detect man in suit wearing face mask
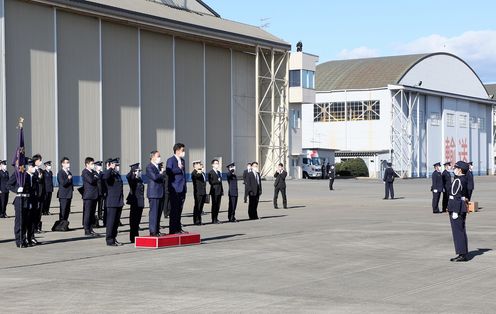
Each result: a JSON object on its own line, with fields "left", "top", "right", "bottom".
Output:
{"left": 81, "top": 157, "right": 99, "bottom": 236}
{"left": 57, "top": 157, "right": 73, "bottom": 222}
{"left": 42, "top": 161, "right": 54, "bottom": 216}
{"left": 146, "top": 151, "right": 166, "bottom": 236}
{"left": 246, "top": 162, "right": 262, "bottom": 220}
{"left": 208, "top": 159, "right": 224, "bottom": 224}
{"left": 166, "top": 143, "right": 187, "bottom": 234}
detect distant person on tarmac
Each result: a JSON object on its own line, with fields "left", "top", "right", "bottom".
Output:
{"left": 328, "top": 165, "right": 336, "bottom": 191}
{"left": 383, "top": 162, "right": 399, "bottom": 200}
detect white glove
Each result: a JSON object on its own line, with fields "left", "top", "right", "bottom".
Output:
{"left": 452, "top": 212, "right": 458, "bottom": 219}
{"left": 17, "top": 187, "right": 23, "bottom": 193}
{"left": 433, "top": 189, "right": 438, "bottom": 193}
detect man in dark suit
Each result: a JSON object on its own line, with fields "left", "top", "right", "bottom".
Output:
{"left": 32, "top": 154, "right": 45, "bottom": 233}
{"left": 126, "top": 163, "right": 144, "bottom": 243}
{"left": 208, "top": 159, "right": 224, "bottom": 224}
{"left": 166, "top": 143, "right": 187, "bottom": 234}
{"left": 0, "top": 160, "right": 9, "bottom": 218}
{"left": 191, "top": 160, "right": 207, "bottom": 225}
{"left": 81, "top": 157, "right": 99, "bottom": 236}
{"left": 161, "top": 162, "right": 171, "bottom": 219}
{"left": 226, "top": 162, "right": 239, "bottom": 222}
{"left": 42, "top": 161, "right": 54, "bottom": 216}
{"left": 57, "top": 157, "right": 73, "bottom": 222}
{"left": 441, "top": 162, "right": 452, "bottom": 213}
{"left": 326, "top": 163, "right": 331, "bottom": 180}
{"left": 242, "top": 163, "right": 251, "bottom": 203}
{"left": 246, "top": 161, "right": 262, "bottom": 220}
{"left": 466, "top": 161, "right": 474, "bottom": 201}
{"left": 146, "top": 151, "right": 166, "bottom": 236}
{"left": 102, "top": 158, "right": 124, "bottom": 246}
{"left": 383, "top": 162, "right": 398, "bottom": 200}
{"left": 7, "top": 158, "right": 38, "bottom": 247}
{"left": 273, "top": 163, "right": 287, "bottom": 209}
{"left": 328, "top": 164, "right": 336, "bottom": 190}
{"left": 431, "top": 162, "right": 443, "bottom": 213}
{"left": 93, "top": 161, "right": 104, "bottom": 227}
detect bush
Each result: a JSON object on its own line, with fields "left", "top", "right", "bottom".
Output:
{"left": 335, "top": 158, "right": 369, "bottom": 177}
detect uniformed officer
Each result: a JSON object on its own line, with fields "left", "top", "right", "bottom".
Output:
{"left": 328, "top": 164, "right": 336, "bottom": 191}
{"left": 383, "top": 162, "right": 399, "bottom": 200}
{"left": 93, "top": 161, "right": 104, "bottom": 227}
{"left": 242, "top": 163, "right": 251, "bottom": 203}
{"left": 246, "top": 161, "right": 262, "bottom": 220}
{"left": 441, "top": 162, "right": 452, "bottom": 213}
{"left": 431, "top": 162, "right": 443, "bottom": 213}
{"left": 57, "top": 157, "right": 74, "bottom": 222}
{"left": 208, "top": 159, "right": 224, "bottom": 224}
{"left": 81, "top": 157, "right": 99, "bottom": 237}
{"left": 226, "top": 162, "right": 239, "bottom": 222}
{"left": 126, "top": 163, "right": 144, "bottom": 243}
{"left": 41, "top": 161, "right": 54, "bottom": 216}
{"left": 7, "top": 158, "right": 38, "bottom": 247}
{"left": 32, "top": 154, "right": 44, "bottom": 233}
{"left": 191, "top": 160, "right": 207, "bottom": 225}
{"left": 273, "top": 163, "right": 287, "bottom": 209}
{"left": 102, "top": 158, "right": 124, "bottom": 246}
{"left": 447, "top": 161, "right": 470, "bottom": 262}
{"left": 466, "top": 161, "right": 474, "bottom": 201}
{"left": 0, "top": 160, "right": 9, "bottom": 218}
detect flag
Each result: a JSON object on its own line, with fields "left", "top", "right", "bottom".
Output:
{"left": 11, "top": 117, "right": 26, "bottom": 187}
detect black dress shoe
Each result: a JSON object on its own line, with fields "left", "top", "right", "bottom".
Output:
{"left": 31, "top": 238, "right": 39, "bottom": 245}
{"left": 274, "top": 206, "right": 279, "bottom": 209}
{"left": 114, "top": 240, "right": 123, "bottom": 246}
{"left": 450, "top": 255, "right": 468, "bottom": 262}
{"left": 383, "top": 198, "right": 388, "bottom": 200}
{"left": 107, "top": 242, "right": 118, "bottom": 247}
{"left": 212, "top": 220, "right": 221, "bottom": 224}
{"left": 149, "top": 233, "right": 158, "bottom": 237}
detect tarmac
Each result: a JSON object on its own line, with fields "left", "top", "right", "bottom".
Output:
{"left": 0, "top": 175, "right": 495, "bottom": 313}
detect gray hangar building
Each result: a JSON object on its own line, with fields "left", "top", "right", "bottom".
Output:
{"left": 0, "top": 0, "right": 291, "bottom": 181}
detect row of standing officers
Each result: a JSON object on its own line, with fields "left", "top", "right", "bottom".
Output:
{"left": 0, "top": 143, "right": 288, "bottom": 248}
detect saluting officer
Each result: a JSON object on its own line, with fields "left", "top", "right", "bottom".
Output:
{"left": 328, "top": 164, "right": 336, "bottom": 191}
{"left": 441, "top": 162, "right": 452, "bottom": 213}
{"left": 191, "top": 160, "right": 207, "bottom": 225}
{"left": 226, "top": 162, "right": 239, "bottom": 222}
{"left": 7, "top": 158, "right": 38, "bottom": 247}
{"left": 383, "top": 162, "right": 399, "bottom": 200}
{"left": 42, "top": 161, "right": 54, "bottom": 216}
{"left": 0, "top": 160, "right": 9, "bottom": 218}
{"left": 81, "top": 157, "right": 99, "bottom": 237}
{"left": 102, "top": 158, "right": 124, "bottom": 246}
{"left": 273, "top": 163, "right": 287, "bottom": 209}
{"left": 447, "top": 161, "right": 470, "bottom": 262}
{"left": 466, "top": 161, "right": 474, "bottom": 201}
{"left": 431, "top": 162, "right": 443, "bottom": 213}
{"left": 126, "top": 163, "right": 144, "bottom": 243}
{"left": 32, "top": 154, "right": 44, "bottom": 233}
{"left": 208, "top": 159, "right": 224, "bottom": 224}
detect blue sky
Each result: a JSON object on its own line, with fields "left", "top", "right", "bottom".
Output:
{"left": 208, "top": 0, "right": 496, "bottom": 83}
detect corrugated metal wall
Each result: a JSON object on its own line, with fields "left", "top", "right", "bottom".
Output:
{"left": 5, "top": 0, "right": 56, "bottom": 165}
{"left": 139, "top": 30, "right": 174, "bottom": 168}
{"left": 101, "top": 22, "right": 140, "bottom": 169}
{"left": 174, "top": 38, "right": 205, "bottom": 169}
{"left": 205, "top": 45, "right": 231, "bottom": 167}
{"left": 57, "top": 11, "right": 101, "bottom": 174}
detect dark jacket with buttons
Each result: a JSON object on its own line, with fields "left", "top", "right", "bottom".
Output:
{"left": 102, "top": 169, "right": 124, "bottom": 208}
{"left": 82, "top": 168, "right": 99, "bottom": 200}
{"left": 57, "top": 170, "right": 73, "bottom": 199}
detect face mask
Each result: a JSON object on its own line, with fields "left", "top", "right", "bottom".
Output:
{"left": 155, "top": 157, "right": 161, "bottom": 164}
{"left": 90, "top": 164, "right": 95, "bottom": 170}
{"left": 252, "top": 167, "right": 258, "bottom": 172}
{"left": 46, "top": 166, "right": 51, "bottom": 171}
{"left": 213, "top": 164, "right": 219, "bottom": 170}
{"left": 180, "top": 151, "right": 186, "bottom": 158}
{"left": 136, "top": 171, "right": 141, "bottom": 177}
{"left": 0, "top": 165, "right": 5, "bottom": 171}
{"left": 95, "top": 166, "right": 101, "bottom": 172}
{"left": 66, "top": 164, "right": 71, "bottom": 170}
{"left": 115, "top": 166, "right": 120, "bottom": 172}
{"left": 230, "top": 168, "right": 235, "bottom": 173}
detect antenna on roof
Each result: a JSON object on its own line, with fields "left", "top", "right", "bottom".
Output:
{"left": 259, "top": 17, "right": 271, "bottom": 29}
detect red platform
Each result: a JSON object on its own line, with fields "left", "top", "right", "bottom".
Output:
{"left": 135, "top": 233, "right": 201, "bottom": 249}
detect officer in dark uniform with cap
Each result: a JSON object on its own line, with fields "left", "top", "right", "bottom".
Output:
{"left": 0, "top": 160, "right": 9, "bottom": 218}
{"left": 81, "top": 157, "right": 99, "bottom": 237}
{"left": 7, "top": 158, "right": 39, "bottom": 247}
{"left": 328, "top": 164, "right": 336, "bottom": 191}
{"left": 126, "top": 163, "right": 144, "bottom": 243}
{"left": 102, "top": 158, "right": 124, "bottom": 246}
{"left": 431, "top": 162, "right": 443, "bottom": 213}
{"left": 42, "top": 161, "right": 54, "bottom": 216}
{"left": 191, "top": 160, "right": 207, "bottom": 225}
{"left": 441, "top": 162, "right": 452, "bottom": 213}
{"left": 466, "top": 161, "right": 474, "bottom": 201}
{"left": 93, "top": 161, "right": 104, "bottom": 227}
{"left": 383, "top": 162, "right": 399, "bottom": 200}
{"left": 32, "top": 154, "right": 45, "bottom": 233}
{"left": 273, "top": 163, "right": 287, "bottom": 209}
{"left": 226, "top": 162, "right": 239, "bottom": 222}
{"left": 447, "top": 161, "right": 470, "bottom": 262}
